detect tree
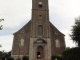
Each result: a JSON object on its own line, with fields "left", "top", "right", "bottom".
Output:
{"left": 70, "top": 16, "right": 80, "bottom": 46}
{"left": 0, "top": 44, "right": 2, "bottom": 47}
{"left": 0, "top": 18, "right": 4, "bottom": 30}
{"left": 66, "top": 47, "right": 70, "bottom": 50}
{"left": 6, "top": 56, "right": 14, "bottom": 60}
{"left": 0, "top": 51, "right": 12, "bottom": 60}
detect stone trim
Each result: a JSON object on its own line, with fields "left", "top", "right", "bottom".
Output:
{"left": 29, "top": 38, "right": 51, "bottom": 60}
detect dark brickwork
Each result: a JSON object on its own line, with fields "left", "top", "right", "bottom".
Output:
{"left": 11, "top": 0, "right": 66, "bottom": 58}
{"left": 12, "top": 21, "right": 31, "bottom": 55}
{"left": 50, "top": 23, "right": 66, "bottom": 55}
{"left": 12, "top": 21, "right": 66, "bottom": 55}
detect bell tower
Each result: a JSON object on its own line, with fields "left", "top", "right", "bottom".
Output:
{"left": 31, "top": 0, "right": 50, "bottom": 38}
{"left": 29, "top": 0, "right": 51, "bottom": 60}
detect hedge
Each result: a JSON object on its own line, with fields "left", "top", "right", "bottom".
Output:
{"left": 22, "top": 55, "right": 29, "bottom": 60}
{"left": 6, "top": 56, "right": 14, "bottom": 60}
{"left": 51, "top": 54, "right": 62, "bottom": 60}
{"left": 62, "top": 47, "right": 80, "bottom": 60}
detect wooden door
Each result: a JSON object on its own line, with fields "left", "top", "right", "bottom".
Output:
{"left": 37, "top": 46, "right": 43, "bottom": 59}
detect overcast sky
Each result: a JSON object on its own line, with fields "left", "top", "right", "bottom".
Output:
{"left": 0, "top": 0, "right": 80, "bottom": 52}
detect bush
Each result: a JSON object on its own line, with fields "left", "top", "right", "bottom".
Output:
{"left": 22, "top": 55, "right": 29, "bottom": 60}
{"left": 16, "top": 58, "right": 21, "bottom": 60}
{"left": 62, "top": 47, "right": 80, "bottom": 60}
{"left": 6, "top": 56, "right": 14, "bottom": 60}
{"left": 51, "top": 54, "right": 62, "bottom": 60}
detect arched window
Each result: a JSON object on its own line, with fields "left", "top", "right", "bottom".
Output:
{"left": 55, "top": 39, "right": 60, "bottom": 48}
{"left": 38, "top": 25, "right": 43, "bottom": 35}
{"left": 38, "top": 2, "right": 42, "bottom": 8}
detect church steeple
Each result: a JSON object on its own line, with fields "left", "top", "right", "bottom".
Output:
{"left": 32, "top": 0, "right": 49, "bottom": 10}
{"left": 31, "top": 0, "right": 50, "bottom": 38}
{"left": 31, "top": 0, "right": 49, "bottom": 22}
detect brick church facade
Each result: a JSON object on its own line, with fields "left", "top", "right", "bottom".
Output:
{"left": 11, "top": 0, "right": 66, "bottom": 60}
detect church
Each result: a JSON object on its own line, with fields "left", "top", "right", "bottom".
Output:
{"left": 11, "top": 0, "right": 66, "bottom": 60}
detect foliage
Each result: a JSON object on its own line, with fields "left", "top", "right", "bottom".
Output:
{"left": 0, "top": 18, "right": 4, "bottom": 30}
{"left": 62, "top": 47, "right": 80, "bottom": 60}
{"left": 0, "top": 51, "right": 3, "bottom": 59}
{"left": 0, "top": 44, "right": 2, "bottom": 47}
{"left": 0, "top": 51, "right": 11, "bottom": 60}
{"left": 16, "top": 58, "right": 21, "bottom": 60}
{"left": 51, "top": 54, "right": 62, "bottom": 60}
{"left": 70, "top": 16, "right": 80, "bottom": 46}
{"left": 6, "top": 56, "right": 14, "bottom": 60}
{"left": 0, "top": 18, "right": 4, "bottom": 22}
{"left": 22, "top": 55, "right": 29, "bottom": 60}
{"left": 66, "top": 47, "right": 71, "bottom": 50}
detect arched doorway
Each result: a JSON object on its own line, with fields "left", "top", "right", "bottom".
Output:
{"left": 37, "top": 46, "right": 44, "bottom": 59}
